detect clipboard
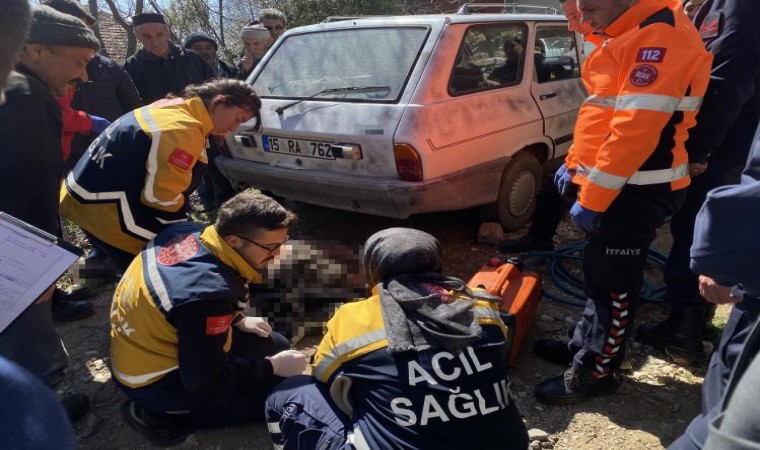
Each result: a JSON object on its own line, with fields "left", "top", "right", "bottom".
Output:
{"left": 0, "top": 212, "right": 82, "bottom": 334}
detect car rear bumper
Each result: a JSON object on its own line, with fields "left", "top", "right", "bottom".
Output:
{"left": 215, "top": 156, "right": 506, "bottom": 218}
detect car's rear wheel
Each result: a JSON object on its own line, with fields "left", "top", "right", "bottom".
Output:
{"left": 487, "top": 152, "right": 542, "bottom": 231}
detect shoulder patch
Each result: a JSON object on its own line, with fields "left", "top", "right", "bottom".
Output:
{"left": 157, "top": 234, "right": 199, "bottom": 266}
{"left": 629, "top": 64, "right": 658, "bottom": 87}
{"left": 168, "top": 148, "right": 194, "bottom": 170}
{"left": 206, "top": 314, "right": 233, "bottom": 335}
{"left": 699, "top": 12, "right": 722, "bottom": 40}
{"left": 636, "top": 48, "right": 666, "bottom": 63}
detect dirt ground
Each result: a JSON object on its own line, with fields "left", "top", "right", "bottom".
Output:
{"left": 56, "top": 201, "right": 729, "bottom": 449}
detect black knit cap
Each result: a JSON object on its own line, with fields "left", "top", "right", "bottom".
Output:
{"left": 131, "top": 12, "right": 165, "bottom": 27}
{"left": 27, "top": 5, "right": 99, "bottom": 50}
{"left": 44, "top": 0, "right": 96, "bottom": 25}
{"left": 183, "top": 32, "right": 217, "bottom": 51}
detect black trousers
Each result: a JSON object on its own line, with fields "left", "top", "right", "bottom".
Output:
{"left": 529, "top": 175, "right": 574, "bottom": 241}
{"left": 664, "top": 158, "right": 744, "bottom": 307}
{"left": 569, "top": 188, "right": 686, "bottom": 375}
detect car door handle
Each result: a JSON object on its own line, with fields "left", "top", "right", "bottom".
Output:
{"left": 539, "top": 93, "right": 557, "bottom": 100}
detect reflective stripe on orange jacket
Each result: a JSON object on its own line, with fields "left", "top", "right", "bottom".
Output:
{"left": 566, "top": 0, "right": 712, "bottom": 213}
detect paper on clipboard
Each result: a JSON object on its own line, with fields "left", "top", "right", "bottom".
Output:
{"left": 0, "top": 213, "right": 81, "bottom": 334}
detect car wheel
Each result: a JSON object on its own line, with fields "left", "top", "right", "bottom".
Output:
{"left": 494, "top": 152, "right": 542, "bottom": 231}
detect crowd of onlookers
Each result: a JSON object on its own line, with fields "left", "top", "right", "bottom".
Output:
{"left": 1, "top": 0, "right": 760, "bottom": 449}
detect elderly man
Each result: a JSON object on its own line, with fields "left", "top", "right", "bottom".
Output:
{"left": 260, "top": 8, "right": 288, "bottom": 41}
{"left": 112, "top": 190, "right": 307, "bottom": 446}
{"left": 0, "top": 5, "right": 100, "bottom": 421}
{"left": 124, "top": 12, "right": 213, "bottom": 104}
{"left": 534, "top": 0, "right": 712, "bottom": 404}
{"left": 237, "top": 23, "right": 272, "bottom": 80}
{"left": 184, "top": 31, "right": 236, "bottom": 78}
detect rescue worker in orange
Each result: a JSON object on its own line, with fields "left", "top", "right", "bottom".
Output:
{"left": 535, "top": 0, "right": 712, "bottom": 404}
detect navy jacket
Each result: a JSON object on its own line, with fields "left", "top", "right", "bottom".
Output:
{"left": 686, "top": 0, "right": 760, "bottom": 165}
{"left": 691, "top": 125, "right": 760, "bottom": 294}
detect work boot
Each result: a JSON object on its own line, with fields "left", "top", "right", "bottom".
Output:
{"left": 121, "top": 401, "right": 194, "bottom": 447}
{"left": 636, "top": 305, "right": 712, "bottom": 365}
{"left": 60, "top": 392, "right": 90, "bottom": 423}
{"left": 535, "top": 366, "right": 620, "bottom": 405}
{"left": 52, "top": 287, "right": 94, "bottom": 323}
{"left": 534, "top": 339, "right": 573, "bottom": 366}
{"left": 499, "top": 234, "right": 553, "bottom": 253}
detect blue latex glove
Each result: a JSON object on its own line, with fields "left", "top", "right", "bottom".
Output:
{"left": 89, "top": 115, "right": 111, "bottom": 134}
{"left": 570, "top": 201, "right": 602, "bottom": 233}
{"left": 553, "top": 164, "right": 575, "bottom": 196}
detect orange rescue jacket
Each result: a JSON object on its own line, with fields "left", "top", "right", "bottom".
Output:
{"left": 566, "top": 0, "right": 712, "bottom": 212}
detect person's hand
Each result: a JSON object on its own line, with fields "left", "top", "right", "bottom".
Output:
{"left": 570, "top": 201, "right": 602, "bottom": 233}
{"left": 240, "top": 53, "right": 254, "bottom": 72}
{"left": 266, "top": 350, "right": 308, "bottom": 377}
{"left": 89, "top": 115, "right": 111, "bottom": 135}
{"left": 699, "top": 275, "right": 742, "bottom": 304}
{"left": 689, "top": 162, "right": 708, "bottom": 177}
{"left": 554, "top": 164, "right": 575, "bottom": 196}
{"left": 234, "top": 316, "right": 272, "bottom": 337}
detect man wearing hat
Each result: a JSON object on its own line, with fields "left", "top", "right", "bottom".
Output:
{"left": 0, "top": 5, "right": 100, "bottom": 421}
{"left": 237, "top": 23, "right": 272, "bottom": 80}
{"left": 125, "top": 12, "right": 213, "bottom": 104}
{"left": 184, "top": 32, "right": 236, "bottom": 78}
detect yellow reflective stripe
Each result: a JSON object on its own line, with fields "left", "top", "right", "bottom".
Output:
{"left": 584, "top": 94, "right": 702, "bottom": 112}
{"left": 139, "top": 107, "right": 183, "bottom": 208}
{"left": 145, "top": 240, "right": 174, "bottom": 312}
{"left": 112, "top": 365, "right": 178, "bottom": 385}
{"left": 267, "top": 422, "right": 281, "bottom": 434}
{"left": 577, "top": 163, "right": 690, "bottom": 189}
{"left": 312, "top": 329, "right": 387, "bottom": 381}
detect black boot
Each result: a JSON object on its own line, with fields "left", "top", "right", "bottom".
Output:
{"left": 534, "top": 339, "right": 573, "bottom": 366}
{"left": 535, "top": 366, "right": 620, "bottom": 405}
{"left": 52, "top": 287, "right": 94, "bottom": 322}
{"left": 499, "top": 234, "right": 553, "bottom": 253}
{"left": 121, "top": 401, "right": 194, "bottom": 447}
{"left": 636, "top": 305, "right": 711, "bottom": 365}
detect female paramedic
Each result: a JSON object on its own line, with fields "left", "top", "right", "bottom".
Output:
{"left": 60, "top": 78, "right": 261, "bottom": 270}
{"left": 265, "top": 227, "right": 529, "bottom": 450}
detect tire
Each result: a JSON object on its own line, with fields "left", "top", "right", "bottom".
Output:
{"left": 491, "top": 152, "right": 542, "bottom": 231}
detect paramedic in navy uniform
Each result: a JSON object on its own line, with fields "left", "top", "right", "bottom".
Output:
{"left": 265, "top": 227, "right": 529, "bottom": 450}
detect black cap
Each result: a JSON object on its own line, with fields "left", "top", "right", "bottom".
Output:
{"left": 131, "top": 12, "right": 165, "bottom": 27}
{"left": 183, "top": 32, "right": 217, "bottom": 51}
{"left": 44, "top": 0, "right": 96, "bottom": 25}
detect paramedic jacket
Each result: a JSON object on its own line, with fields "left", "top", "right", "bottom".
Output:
{"left": 124, "top": 43, "right": 213, "bottom": 105}
{"left": 310, "top": 292, "right": 528, "bottom": 450}
{"left": 686, "top": 0, "right": 760, "bottom": 166}
{"left": 110, "top": 222, "right": 275, "bottom": 394}
{"left": 566, "top": 0, "right": 713, "bottom": 213}
{"left": 60, "top": 96, "right": 211, "bottom": 255}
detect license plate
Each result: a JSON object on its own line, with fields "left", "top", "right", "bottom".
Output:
{"left": 263, "top": 136, "right": 335, "bottom": 160}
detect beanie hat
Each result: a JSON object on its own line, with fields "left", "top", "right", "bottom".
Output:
{"left": 240, "top": 25, "right": 271, "bottom": 40}
{"left": 44, "top": 0, "right": 96, "bottom": 25}
{"left": 27, "top": 6, "right": 99, "bottom": 50}
{"left": 131, "top": 13, "right": 165, "bottom": 27}
{"left": 184, "top": 32, "right": 217, "bottom": 51}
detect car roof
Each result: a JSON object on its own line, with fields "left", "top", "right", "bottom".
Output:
{"left": 286, "top": 13, "right": 567, "bottom": 34}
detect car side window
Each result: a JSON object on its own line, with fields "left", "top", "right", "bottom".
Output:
{"left": 534, "top": 27, "right": 581, "bottom": 83}
{"left": 448, "top": 23, "right": 528, "bottom": 96}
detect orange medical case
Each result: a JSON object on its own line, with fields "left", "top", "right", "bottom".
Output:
{"left": 467, "top": 257, "right": 542, "bottom": 365}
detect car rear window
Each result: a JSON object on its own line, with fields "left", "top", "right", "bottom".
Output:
{"left": 253, "top": 26, "right": 430, "bottom": 103}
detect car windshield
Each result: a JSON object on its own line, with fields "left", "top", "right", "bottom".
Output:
{"left": 253, "top": 26, "right": 430, "bottom": 103}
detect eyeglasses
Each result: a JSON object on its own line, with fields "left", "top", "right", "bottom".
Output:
{"left": 239, "top": 234, "right": 289, "bottom": 255}
{"left": 265, "top": 25, "right": 284, "bottom": 31}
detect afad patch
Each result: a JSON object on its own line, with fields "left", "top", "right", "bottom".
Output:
{"left": 156, "top": 234, "right": 199, "bottom": 266}
{"left": 168, "top": 148, "right": 194, "bottom": 170}
{"left": 206, "top": 314, "right": 233, "bottom": 335}
{"left": 629, "top": 64, "right": 658, "bottom": 87}
{"left": 635, "top": 47, "right": 666, "bottom": 63}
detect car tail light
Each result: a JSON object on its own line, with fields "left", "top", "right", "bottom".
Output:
{"left": 394, "top": 143, "right": 423, "bottom": 182}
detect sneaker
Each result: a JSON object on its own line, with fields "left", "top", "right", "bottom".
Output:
{"left": 121, "top": 401, "right": 194, "bottom": 447}
{"left": 60, "top": 392, "right": 90, "bottom": 423}
{"left": 535, "top": 366, "right": 620, "bottom": 405}
{"left": 499, "top": 235, "right": 553, "bottom": 253}
{"left": 52, "top": 290, "right": 94, "bottom": 323}
{"left": 534, "top": 339, "right": 573, "bottom": 366}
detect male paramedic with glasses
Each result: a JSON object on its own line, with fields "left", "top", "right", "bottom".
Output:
{"left": 110, "top": 190, "right": 308, "bottom": 446}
